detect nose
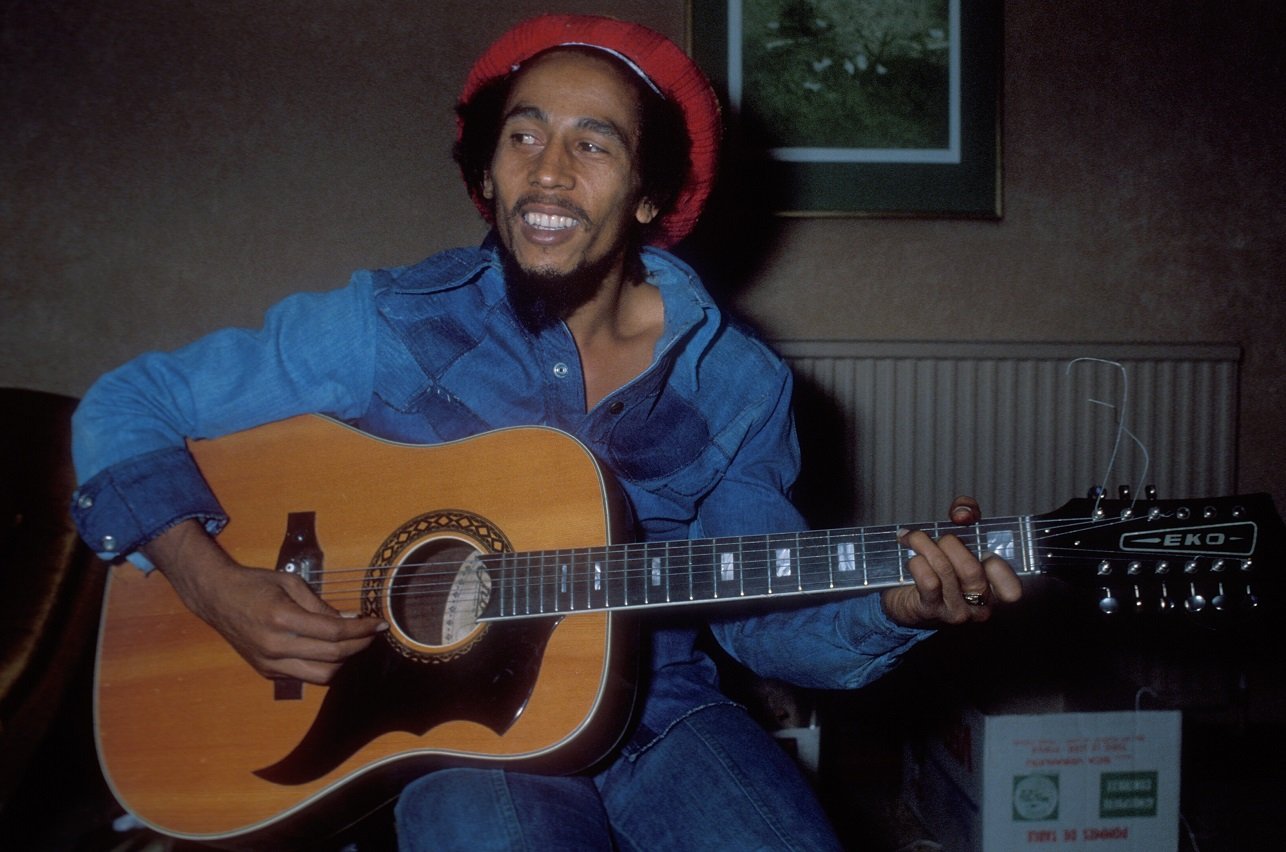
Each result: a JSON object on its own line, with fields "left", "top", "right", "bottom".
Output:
{"left": 532, "top": 141, "right": 574, "bottom": 190}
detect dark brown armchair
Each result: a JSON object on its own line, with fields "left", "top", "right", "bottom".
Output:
{"left": 0, "top": 388, "right": 115, "bottom": 845}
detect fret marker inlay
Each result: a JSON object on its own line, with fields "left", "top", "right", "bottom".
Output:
{"left": 986, "top": 530, "right": 1016, "bottom": 562}
{"left": 720, "top": 551, "right": 736, "bottom": 582}
{"left": 837, "top": 541, "right": 856, "bottom": 572}
{"left": 776, "top": 548, "right": 792, "bottom": 577}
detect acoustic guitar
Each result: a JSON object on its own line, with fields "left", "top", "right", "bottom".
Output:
{"left": 93, "top": 414, "right": 1283, "bottom": 846}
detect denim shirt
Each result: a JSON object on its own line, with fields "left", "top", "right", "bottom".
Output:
{"left": 71, "top": 242, "right": 928, "bottom": 747}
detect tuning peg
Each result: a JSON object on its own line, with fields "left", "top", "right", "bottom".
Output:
{"left": 1131, "top": 585, "right": 1147, "bottom": 612}
{"left": 1185, "top": 582, "right": 1206, "bottom": 613}
{"left": 1119, "top": 485, "right": 1132, "bottom": 500}
{"left": 1158, "top": 581, "right": 1177, "bottom": 613}
{"left": 1211, "top": 582, "right": 1229, "bottom": 612}
{"left": 1145, "top": 485, "right": 1158, "bottom": 501}
{"left": 1242, "top": 584, "right": 1261, "bottom": 610}
{"left": 1098, "top": 587, "right": 1120, "bottom": 615}
{"left": 1100, "top": 585, "right": 1121, "bottom": 614}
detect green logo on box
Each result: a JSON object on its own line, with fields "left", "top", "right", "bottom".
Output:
{"left": 1012, "top": 773, "right": 1059, "bottom": 821}
{"left": 1100, "top": 771, "right": 1159, "bottom": 817}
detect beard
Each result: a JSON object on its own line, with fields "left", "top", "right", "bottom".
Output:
{"left": 497, "top": 230, "right": 628, "bottom": 335}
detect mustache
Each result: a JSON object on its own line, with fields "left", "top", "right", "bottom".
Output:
{"left": 509, "top": 193, "right": 593, "bottom": 227}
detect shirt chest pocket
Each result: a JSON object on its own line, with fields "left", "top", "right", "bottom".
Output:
{"left": 604, "top": 395, "right": 722, "bottom": 500}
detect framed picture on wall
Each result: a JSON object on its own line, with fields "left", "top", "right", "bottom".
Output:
{"left": 688, "top": 0, "right": 1002, "bottom": 217}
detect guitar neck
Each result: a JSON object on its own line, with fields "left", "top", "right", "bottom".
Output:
{"left": 479, "top": 516, "right": 1033, "bottom": 620}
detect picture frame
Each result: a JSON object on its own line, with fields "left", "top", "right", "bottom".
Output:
{"left": 687, "top": 0, "right": 1002, "bottom": 218}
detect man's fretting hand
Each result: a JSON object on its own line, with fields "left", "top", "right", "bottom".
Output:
{"left": 880, "top": 496, "right": 1024, "bottom": 628}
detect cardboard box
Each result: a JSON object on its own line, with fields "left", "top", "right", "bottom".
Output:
{"left": 905, "top": 707, "right": 1181, "bottom": 851}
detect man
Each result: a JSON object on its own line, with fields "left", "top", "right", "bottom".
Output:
{"left": 71, "top": 14, "right": 1021, "bottom": 850}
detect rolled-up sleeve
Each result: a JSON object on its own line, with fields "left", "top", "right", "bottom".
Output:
{"left": 712, "top": 594, "right": 931, "bottom": 690}
{"left": 71, "top": 447, "right": 224, "bottom": 564}
{"left": 70, "top": 274, "right": 379, "bottom": 563}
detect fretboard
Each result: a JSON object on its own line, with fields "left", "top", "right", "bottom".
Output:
{"left": 479, "top": 516, "right": 1032, "bottom": 620}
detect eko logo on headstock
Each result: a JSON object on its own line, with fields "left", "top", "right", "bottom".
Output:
{"left": 1119, "top": 521, "right": 1258, "bottom": 558}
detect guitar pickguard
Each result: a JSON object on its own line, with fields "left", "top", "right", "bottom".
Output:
{"left": 254, "top": 615, "right": 560, "bottom": 784}
{"left": 255, "top": 507, "right": 557, "bottom": 785}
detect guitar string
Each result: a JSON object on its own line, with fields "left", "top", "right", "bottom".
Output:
{"left": 1065, "top": 357, "right": 1156, "bottom": 524}
{"left": 293, "top": 514, "right": 1154, "bottom": 586}
{"left": 303, "top": 543, "right": 1191, "bottom": 607}
{"left": 283, "top": 515, "right": 1178, "bottom": 605}
{"left": 282, "top": 517, "right": 1064, "bottom": 592}
{"left": 271, "top": 514, "right": 1185, "bottom": 610}
{"left": 341, "top": 552, "right": 1241, "bottom": 627}
{"left": 308, "top": 544, "right": 1226, "bottom": 613}
{"left": 310, "top": 543, "right": 1222, "bottom": 615}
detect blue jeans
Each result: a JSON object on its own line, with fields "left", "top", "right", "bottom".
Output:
{"left": 394, "top": 704, "right": 843, "bottom": 850}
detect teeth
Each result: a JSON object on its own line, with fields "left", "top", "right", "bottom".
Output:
{"left": 523, "top": 211, "right": 578, "bottom": 230}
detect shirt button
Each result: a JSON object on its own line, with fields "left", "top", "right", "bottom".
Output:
{"left": 101, "top": 535, "right": 117, "bottom": 553}
{"left": 608, "top": 401, "right": 625, "bottom": 415}
{"left": 77, "top": 493, "right": 94, "bottom": 510}
{"left": 552, "top": 362, "right": 570, "bottom": 379}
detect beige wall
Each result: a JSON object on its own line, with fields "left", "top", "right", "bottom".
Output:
{"left": 4, "top": 1, "right": 1283, "bottom": 509}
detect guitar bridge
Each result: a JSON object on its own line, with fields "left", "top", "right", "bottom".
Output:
{"left": 273, "top": 511, "right": 323, "bottom": 701}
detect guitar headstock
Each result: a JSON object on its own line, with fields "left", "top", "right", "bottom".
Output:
{"left": 1030, "top": 492, "right": 1285, "bottom": 616}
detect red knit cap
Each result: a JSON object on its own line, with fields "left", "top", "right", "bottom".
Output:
{"left": 459, "top": 14, "right": 722, "bottom": 248}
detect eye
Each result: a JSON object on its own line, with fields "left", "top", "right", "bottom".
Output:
{"left": 577, "top": 139, "right": 610, "bottom": 155}
{"left": 510, "top": 131, "right": 540, "bottom": 146}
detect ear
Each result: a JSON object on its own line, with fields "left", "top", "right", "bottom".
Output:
{"left": 635, "top": 197, "right": 658, "bottom": 225}
{"left": 482, "top": 171, "right": 494, "bottom": 200}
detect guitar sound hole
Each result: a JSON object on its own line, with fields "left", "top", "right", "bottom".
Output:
{"left": 387, "top": 538, "right": 492, "bottom": 651}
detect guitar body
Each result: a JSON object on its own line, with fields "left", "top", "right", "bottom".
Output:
{"left": 94, "top": 416, "right": 635, "bottom": 845}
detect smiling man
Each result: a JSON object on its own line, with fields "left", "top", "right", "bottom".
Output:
{"left": 70, "top": 14, "right": 1020, "bottom": 850}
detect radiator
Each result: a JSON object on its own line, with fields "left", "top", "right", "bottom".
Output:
{"left": 776, "top": 341, "right": 1241, "bottom": 527}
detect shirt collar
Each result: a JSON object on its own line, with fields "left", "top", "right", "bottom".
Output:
{"left": 386, "top": 238, "right": 723, "bottom": 383}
